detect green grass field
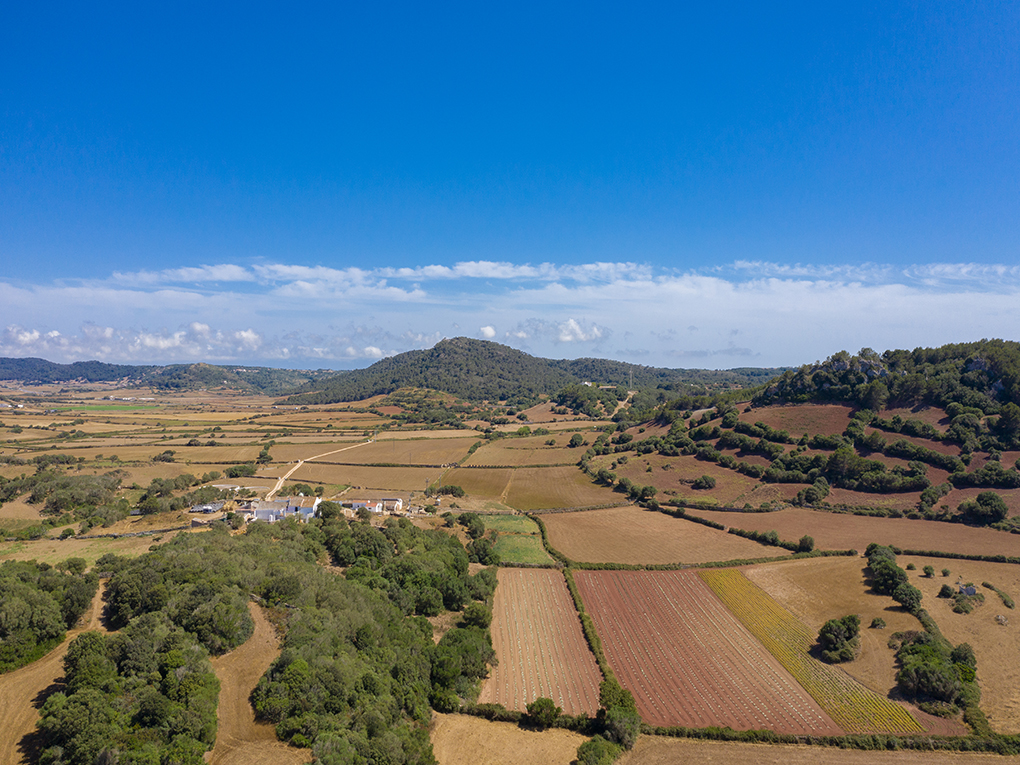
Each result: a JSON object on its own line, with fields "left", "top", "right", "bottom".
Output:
{"left": 492, "top": 533, "right": 553, "bottom": 565}
{"left": 481, "top": 514, "right": 539, "bottom": 534}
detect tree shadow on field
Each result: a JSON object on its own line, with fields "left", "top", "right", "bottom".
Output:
{"left": 18, "top": 677, "right": 67, "bottom": 763}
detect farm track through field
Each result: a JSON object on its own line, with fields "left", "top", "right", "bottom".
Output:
{"left": 208, "top": 602, "right": 311, "bottom": 765}
{"left": 699, "top": 569, "right": 924, "bottom": 734}
{"left": 0, "top": 584, "right": 108, "bottom": 765}
{"left": 574, "top": 570, "right": 841, "bottom": 734}
{"left": 266, "top": 439, "right": 370, "bottom": 498}
{"left": 479, "top": 569, "right": 601, "bottom": 715}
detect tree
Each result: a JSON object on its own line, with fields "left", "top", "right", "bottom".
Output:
{"left": 525, "top": 697, "right": 561, "bottom": 728}
{"left": 958, "top": 491, "right": 1008, "bottom": 525}
{"left": 603, "top": 705, "right": 641, "bottom": 749}
{"left": 817, "top": 614, "right": 860, "bottom": 662}
{"left": 568, "top": 434, "right": 584, "bottom": 448}
{"left": 894, "top": 582, "right": 923, "bottom": 612}
{"left": 692, "top": 475, "right": 716, "bottom": 490}
{"left": 577, "top": 737, "right": 622, "bottom": 765}
{"left": 923, "top": 565, "right": 935, "bottom": 578}
{"left": 797, "top": 535, "right": 815, "bottom": 553}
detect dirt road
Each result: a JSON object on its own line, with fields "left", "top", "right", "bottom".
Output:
{"left": 265, "top": 440, "right": 371, "bottom": 499}
{"left": 0, "top": 583, "right": 108, "bottom": 765}
{"left": 208, "top": 602, "right": 311, "bottom": 765}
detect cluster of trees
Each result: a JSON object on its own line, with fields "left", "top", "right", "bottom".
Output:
{"left": 866, "top": 544, "right": 923, "bottom": 612}
{"left": 0, "top": 558, "right": 98, "bottom": 673}
{"left": 894, "top": 631, "right": 978, "bottom": 710}
{"left": 753, "top": 341, "right": 1020, "bottom": 446}
{"left": 37, "top": 515, "right": 494, "bottom": 762}
{"left": 817, "top": 614, "right": 860, "bottom": 663}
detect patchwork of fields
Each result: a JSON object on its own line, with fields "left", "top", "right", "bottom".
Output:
{"left": 3, "top": 387, "right": 1020, "bottom": 761}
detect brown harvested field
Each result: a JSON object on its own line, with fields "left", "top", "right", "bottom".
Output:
{"left": 542, "top": 506, "right": 787, "bottom": 565}
{"left": 901, "top": 555, "right": 1020, "bottom": 734}
{"left": 442, "top": 468, "right": 513, "bottom": 500}
{"left": 575, "top": 569, "right": 842, "bottom": 733}
{"left": 684, "top": 507, "right": 1020, "bottom": 558}
{"left": 287, "top": 463, "right": 441, "bottom": 490}
{"left": 0, "top": 498, "right": 41, "bottom": 523}
{"left": 267, "top": 441, "right": 362, "bottom": 462}
{"left": 620, "top": 735, "right": 1004, "bottom": 765}
{"left": 0, "top": 584, "right": 108, "bottom": 765}
{"left": 209, "top": 603, "right": 311, "bottom": 765}
{"left": 309, "top": 437, "right": 477, "bottom": 465}
{"left": 479, "top": 569, "right": 602, "bottom": 715}
{"left": 462, "top": 438, "right": 579, "bottom": 466}
{"left": 880, "top": 406, "right": 951, "bottom": 429}
{"left": 430, "top": 713, "right": 588, "bottom": 765}
{"left": 740, "top": 404, "right": 856, "bottom": 437}
{"left": 504, "top": 466, "right": 619, "bottom": 510}
{"left": 743, "top": 557, "right": 927, "bottom": 700}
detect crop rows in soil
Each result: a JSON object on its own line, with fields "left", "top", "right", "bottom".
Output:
{"left": 699, "top": 569, "right": 923, "bottom": 734}
{"left": 574, "top": 569, "right": 841, "bottom": 734}
{"left": 478, "top": 569, "right": 602, "bottom": 715}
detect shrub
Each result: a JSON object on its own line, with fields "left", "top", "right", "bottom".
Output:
{"left": 871, "top": 617, "right": 886, "bottom": 629}
{"left": 923, "top": 565, "right": 935, "bottom": 577}
{"left": 818, "top": 614, "right": 860, "bottom": 662}
{"left": 577, "top": 737, "right": 623, "bottom": 765}
{"left": 942, "top": 568, "right": 951, "bottom": 577}
{"left": 797, "top": 535, "right": 815, "bottom": 553}
{"left": 525, "top": 697, "right": 561, "bottom": 729}
{"left": 691, "top": 475, "right": 716, "bottom": 490}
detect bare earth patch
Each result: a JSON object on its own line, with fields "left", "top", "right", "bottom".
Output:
{"left": 209, "top": 602, "right": 311, "bottom": 765}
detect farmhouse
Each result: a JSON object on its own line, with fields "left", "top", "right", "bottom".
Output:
{"left": 249, "top": 496, "right": 321, "bottom": 523}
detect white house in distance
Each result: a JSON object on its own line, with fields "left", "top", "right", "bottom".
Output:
{"left": 246, "top": 496, "right": 321, "bottom": 523}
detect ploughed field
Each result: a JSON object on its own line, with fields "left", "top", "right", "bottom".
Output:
{"left": 541, "top": 506, "right": 787, "bottom": 565}
{"left": 479, "top": 569, "right": 601, "bottom": 715}
{"left": 574, "top": 569, "right": 843, "bottom": 734}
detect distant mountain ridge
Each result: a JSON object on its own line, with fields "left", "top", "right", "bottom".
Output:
{"left": 283, "top": 337, "right": 787, "bottom": 405}
{"left": 0, "top": 357, "right": 331, "bottom": 395}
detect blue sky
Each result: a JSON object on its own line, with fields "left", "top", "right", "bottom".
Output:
{"left": 2, "top": 2, "right": 1018, "bottom": 369}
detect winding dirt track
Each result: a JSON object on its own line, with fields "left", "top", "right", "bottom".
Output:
{"left": 208, "top": 602, "right": 311, "bottom": 765}
{"left": 0, "top": 583, "right": 108, "bottom": 765}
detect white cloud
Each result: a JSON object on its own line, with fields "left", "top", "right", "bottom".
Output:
{"left": 3, "top": 258, "right": 1020, "bottom": 368}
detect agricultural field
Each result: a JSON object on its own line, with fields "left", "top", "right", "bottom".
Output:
{"left": 901, "top": 555, "right": 1020, "bottom": 734}
{"left": 284, "top": 463, "right": 441, "bottom": 491}
{"left": 738, "top": 403, "right": 857, "bottom": 438}
{"left": 743, "top": 556, "right": 923, "bottom": 699}
{"left": 492, "top": 533, "right": 553, "bottom": 565}
{"left": 575, "top": 569, "right": 843, "bottom": 733}
{"left": 683, "top": 507, "right": 1020, "bottom": 558}
{"left": 462, "top": 436, "right": 583, "bottom": 466}
{"left": 541, "top": 506, "right": 787, "bottom": 565}
{"left": 504, "top": 466, "right": 619, "bottom": 510}
{"left": 479, "top": 569, "right": 602, "bottom": 715}
{"left": 431, "top": 713, "right": 588, "bottom": 765}
{"left": 440, "top": 467, "right": 513, "bottom": 500}
{"left": 699, "top": 569, "right": 925, "bottom": 734}
{"left": 304, "top": 436, "right": 477, "bottom": 465}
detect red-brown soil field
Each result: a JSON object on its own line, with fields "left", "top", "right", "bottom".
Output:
{"left": 738, "top": 404, "right": 856, "bottom": 437}
{"left": 478, "top": 569, "right": 601, "bottom": 715}
{"left": 684, "top": 507, "right": 1020, "bottom": 558}
{"left": 574, "top": 569, "right": 842, "bottom": 734}
{"left": 541, "top": 506, "right": 787, "bottom": 565}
